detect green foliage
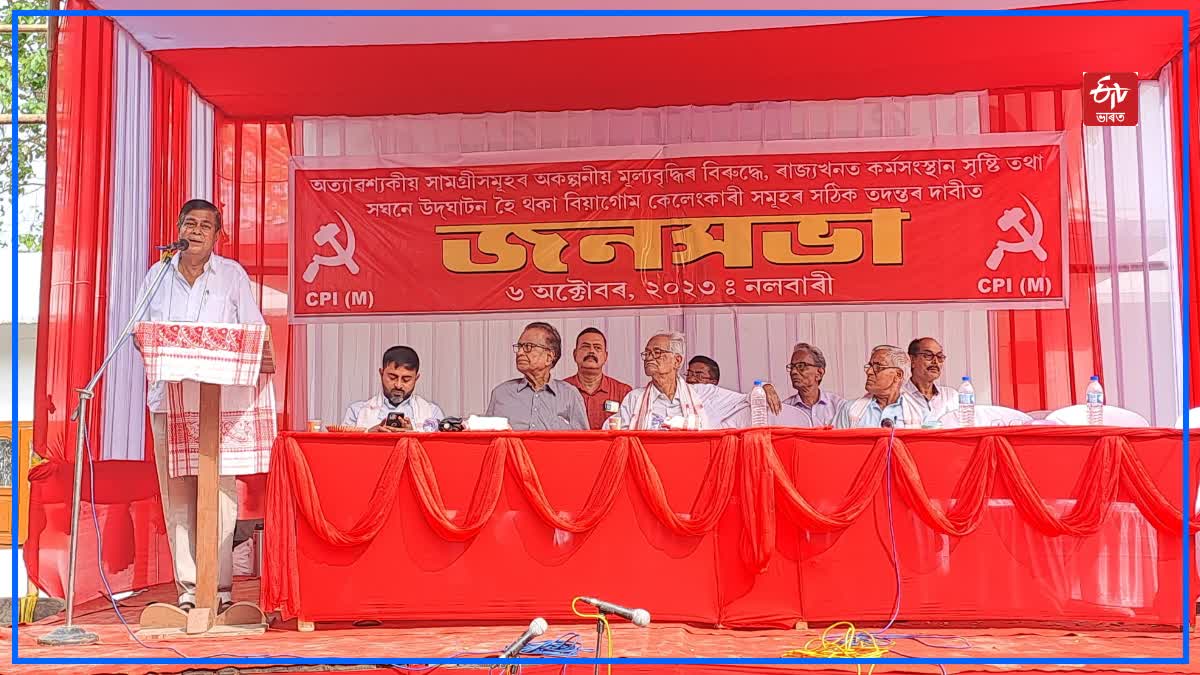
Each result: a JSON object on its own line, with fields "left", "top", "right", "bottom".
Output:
{"left": 1, "top": 0, "right": 50, "bottom": 251}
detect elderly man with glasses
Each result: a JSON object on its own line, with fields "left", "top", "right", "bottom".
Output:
{"left": 782, "top": 342, "right": 846, "bottom": 427}
{"left": 618, "top": 332, "right": 782, "bottom": 430}
{"left": 485, "top": 321, "right": 589, "bottom": 430}
{"left": 834, "top": 345, "right": 925, "bottom": 429}
{"left": 902, "top": 337, "right": 959, "bottom": 424}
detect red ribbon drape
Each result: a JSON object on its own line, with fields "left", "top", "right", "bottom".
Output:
{"left": 262, "top": 428, "right": 1191, "bottom": 620}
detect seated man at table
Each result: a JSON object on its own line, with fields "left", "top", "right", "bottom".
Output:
{"left": 902, "top": 337, "right": 958, "bottom": 425}
{"left": 486, "top": 321, "right": 589, "bottom": 430}
{"left": 564, "top": 327, "right": 633, "bottom": 430}
{"left": 343, "top": 345, "right": 445, "bottom": 432}
{"left": 783, "top": 342, "right": 846, "bottom": 427}
{"left": 619, "top": 332, "right": 782, "bottom": 430}
{"left": 685, "top": 355, "right": 720, "bottom": 386}
{"left": 834, "top": 345, "right": 925, "bottom": 429}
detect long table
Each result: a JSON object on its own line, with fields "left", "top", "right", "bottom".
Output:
{"left": 261, "top": 427, "right": 1193, "bottom": 629}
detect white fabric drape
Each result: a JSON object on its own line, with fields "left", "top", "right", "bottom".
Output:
{"left": 100, "top": 36, "right": 217, "bottom": 460}
{"left": 1084, "top": 77, "right": 1185, "bottom": 427}
{"left": 100, "top": 29, "right": 152, "bottom": 461}
{"left": 296, "top": 94, "right": 995, "bottom": 424}
{"left": 190, "top": 93, "right": 214, "bottom": 200}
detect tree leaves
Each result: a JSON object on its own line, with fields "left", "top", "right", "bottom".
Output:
{"left": 0, "top": 0, "right": 49, "bottom": 251}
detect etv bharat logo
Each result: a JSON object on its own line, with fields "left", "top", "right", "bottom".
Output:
{"left": 1083, "top": 72, "right": 1138, "bottom": 126}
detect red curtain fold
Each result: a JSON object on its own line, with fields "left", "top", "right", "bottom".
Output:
{"left": 196, "top": 114, "right": 296, "bottom": 515}
{"left": 263, "top": 428, "right": 1191, "bottom": 620}
{"left": 31, "top": 4, "right": 114, "bottom": 464}
{"left": 147, "top": 59, "right": 191, "bottom": 254}
{"left": 987, "top": 88, "right": 1105, "bottom": 412}
{"left": 213, "top": 115, "right": 293, "bottom": 429}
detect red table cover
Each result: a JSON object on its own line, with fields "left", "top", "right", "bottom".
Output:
{"left": 262, "top": 427, "right": 1194, "bottom": 628}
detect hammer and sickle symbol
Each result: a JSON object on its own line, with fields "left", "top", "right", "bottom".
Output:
{"left": 302, "top": 211, "right": 360, "bottom": 283}
{"left": 985, "top": 193, "right": 1047, "bottom": 271}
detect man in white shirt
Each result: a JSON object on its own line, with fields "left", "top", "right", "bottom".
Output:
{"left": 835, "top": 345, "right": 926, "bottom": 429}
{"left": 135, "top": 199, "right": 262, "bottom": 612}
{"left": 619, "top": 332, "right": 782, "bottom": 430}
{"left": 901, "top": 337, "right": 959, "bottom": 425}
{"left": 343, "top": 345, "right": 445, "bottom": 432}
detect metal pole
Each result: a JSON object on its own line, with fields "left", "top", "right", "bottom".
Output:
{"left": 592, "top": 616, "right": 605, "bottom": 675}
{"left": 37, "top": 255, "right": 177, "bottom": 646}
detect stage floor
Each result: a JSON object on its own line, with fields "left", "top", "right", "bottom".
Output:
{"left": 6, "top": 579, "right": 1198, "bottom": 675}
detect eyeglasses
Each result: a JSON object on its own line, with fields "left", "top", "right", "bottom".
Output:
{"left": 641, "top": 348, "right": 674, "bottom": 360}
{"left": 513, "top": 342, "right": 550, "bottom": 354}
{"left": 913, "top": 350, "right": 947, "bottom": 363}
{"left": 786, "top": 362, "right": 819, "bottom": 373}
{"left": 863, "top": 362, "right": 901, "bottom": 374}
{"left": 181, "top": 220, "right": 216, "bottom": 234}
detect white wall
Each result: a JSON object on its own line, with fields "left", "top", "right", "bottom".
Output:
{"left": 0, "top": 324, "right": 38, "bottom": 423}
{"left": 297, "top": 94, "right": 995, "bottom": 425}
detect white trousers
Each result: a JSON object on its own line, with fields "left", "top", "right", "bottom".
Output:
{"left": 151, "top": 413, "right": 238, "bottom": 605}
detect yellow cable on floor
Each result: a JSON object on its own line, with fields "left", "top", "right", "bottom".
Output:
{"left": 782, "top": 621, "right": 889, "bottom": 675}
{"left": 19, "top": 575, "right": 39, "bottom": 624}
{"left": 571, "top": 596, "right": 613, "bottom": 675}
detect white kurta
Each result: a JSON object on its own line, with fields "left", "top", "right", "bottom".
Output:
{"left": 618, "top": 376, "right": 750, "bottom": 430}
{"left": 343, "top": 393, "right": 445, "bottom": 431}
{"left": 136, "top": 253, "right": 265, "bottom": 413}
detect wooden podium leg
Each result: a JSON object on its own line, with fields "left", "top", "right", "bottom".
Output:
{"left": 138, "top": 382, "right": 265, "bottom": 640}
{"left": 195, "top": 382, "right": 221, "bottom": 613}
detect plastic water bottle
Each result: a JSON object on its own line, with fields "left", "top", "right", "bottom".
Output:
{"left": 957, "top": 376, "right": 976, "bottom": 427}
{"left": 1086, "top": 375, "right": 1104, "bottom": 425}
{"left": 750, "top": 380, "right": 769, "bottom": 427}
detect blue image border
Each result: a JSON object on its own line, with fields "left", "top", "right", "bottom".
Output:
{"left": 8, "top": 6, "right": 1192, "bottom": 668}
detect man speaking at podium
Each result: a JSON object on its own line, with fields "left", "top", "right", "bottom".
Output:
{"left": 135, "top": 199, "right": 265, "bottom": 612}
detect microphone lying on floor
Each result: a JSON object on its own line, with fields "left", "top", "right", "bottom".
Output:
{"left": 499, "top": 617, "right": 549, "bottom": 658}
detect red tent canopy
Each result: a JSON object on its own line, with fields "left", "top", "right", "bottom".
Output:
{"left": 98, "top": 0, "right": 1200, "bottom": 118}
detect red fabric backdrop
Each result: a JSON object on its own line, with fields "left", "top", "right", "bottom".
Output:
{"left": 150, "top": 6, "right": 1196, "bottom": 119}
{"left": 31, "top": 6, "right": 113, "bottom": 464}
{"left": 987, "top": 88, "right": 1106, "bottom": 413}
{"left": 213, "top": 115, "right": 293, "bottom": 429}
{"left": 147, "top": 60, "right": 191, "bottom": 249}
{"left": 212, "top": 116, "right": 295, "bottom": 510}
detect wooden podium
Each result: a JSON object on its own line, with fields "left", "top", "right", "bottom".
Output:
{"left": 134, "top": 323, "right": 275, "bottom": 639}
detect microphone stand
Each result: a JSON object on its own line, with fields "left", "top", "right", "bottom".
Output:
{"left": 37, "top": 251, "right": 179, "bottom": 647}
{"left": 592, "top": 610, "right": 608, "bottom": 675}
